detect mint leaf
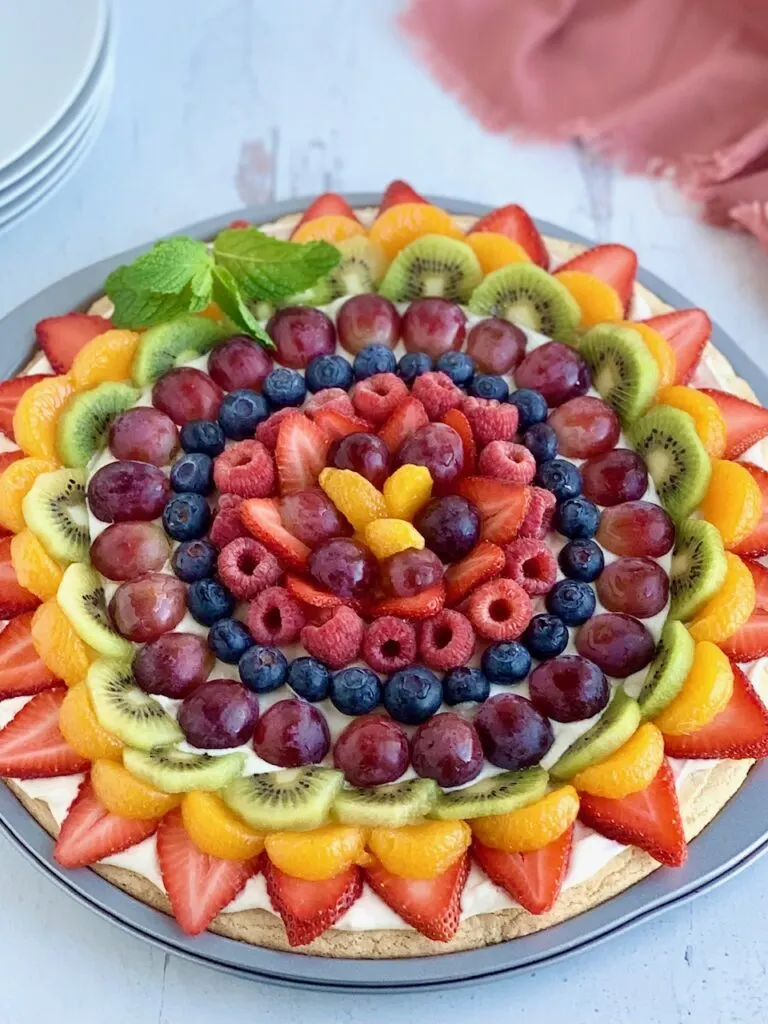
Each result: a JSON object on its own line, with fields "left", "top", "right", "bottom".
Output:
{"left": 106, "top": 237, "right": 213, "bottom": 295}
{"left": 109, "top": 285, "right": 209, "bottom": 330}
{"left": 213, "top": 227, "right": 340, "bottom": 302}
{"left": 211, "top": 266, "right": 274, "bottom": 349}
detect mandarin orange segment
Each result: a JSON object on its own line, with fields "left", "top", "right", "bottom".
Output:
{"left": 30, "top": 599, "right": 94, "bottom": 687}
{"left": 264, "top": 824, "right": 366, "bottom": 880}
{"left": 0, "top": 457, "right": 57, "bottom": 533}
{"left": 319, "top": 467, "right": 387, "bottom": 531}
{"left": 364, "top": 518, "right": 424, "bottom": 560}
{"left": 627, "top": 322, "right": 677, "bottom": 389}
{"left": 368, "top": 203, "right": 464, "bottom": 262}
{"left": 12, "top": 375, "right": 74, "bottom": 460}
{"left": 383, "top": 464, "right": 433, "bottom": 521}
{"left": 656, "top": 385, "right": 726, "bottom": 457}
{"left": 688, "top": 552, "right": 755, "bottom": 644}
{"left": 58, "top": 682, "right": 123, "bottom": 760}
{"left": 699, "top": 459, "right": 762, "bottom": 549}
{"left": 290, "top": 215, "right": 365, "bottom": 245}
{"left": 470, "top": 786, "right": 579, "bottom": 854}
{"left": 555, "top": 270, "right": 623, "bottom": 327}
{"left": 367, "top": 820, "right": 471, "bottom": 880}
{"left": 70, "top": 329, "right": 141, "bottom": 391}
{"left": 197, "top": 302, "right": 225, "bottom": 321}
{"left": 92, "top": 758, "right": 179, "bottom": 819}
{"left": 654, "top": 641, "right": 734, "bottom": 736}
{"left": 572, "top": 723, "right": 664, "bottom": 799}
{"left": 10, "top": 530, "right": 64, "bottom": 601}
{"left": 182, "top": 791, "right": 266, "bottom": 860}
{"left": 466, "top": 232, "right": 531, "bottom": 275}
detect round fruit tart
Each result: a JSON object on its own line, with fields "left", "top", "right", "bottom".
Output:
{"left": 1, "top": 182, "right": 767, "bottom": 959}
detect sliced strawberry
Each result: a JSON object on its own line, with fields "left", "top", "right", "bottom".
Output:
{"left": 378, "top": 179, "right": 428, "bottom": 214}
{"left": 641, "top": 309, "right": 711, "bottom": 385}
{"left": 472, "top": 825, "right": 574, "bottom": 915}
{"left": 0, "top": 613, "right": 59, "bottom": 698}
{"left": 240, "top": 498, "right": 311, "bottom": 571}
{"left": 291, "top": 193, "right": 359, "bottom": 236}
{"left": 699, "top": 389, "right": 768, "bottom": 459}
{"left": 734, "top": 463, "right": 768, "bottom": 557}
{"left": 720, "top": 613, "right": 768, "bottom": 662}
{"left": 0, "top": 535, "right": 40, "bottom": 619}
{"left": 229, "top": 218, "right": 250, "bottom": 229}
{"left": 364, "top": 853, "right": 469, "bottom": 942}
{"left": 456, "top": 477, "right": 531, "bottom": 545}
{"left": 285, "top": 573, "right": 344, "bottom": 609}
{"left": 579, "top": 759, "right": 686, "bottom": 867}
{"left": 263, "top": 857, "right": 362, "bottom": 946}
{"left": 557, "top": 244, "right": 637, "bottom": 313}
{"left": 370, "top": 583, "right": 446, "bottom": 621}
{"left": 746, "top": 558, "right": 768, "bottom": 611}
{"left": 35, "top": 313, "right": 112, "bottom": 374}
{"left": 469, "top": 204, "right": 549, "bottom": 269}
{"left": 275, "top": 414, "right": 329, "bottom": 496}
{"left": 378, "top": 397, "right": 429, "bottom": 452}
{"left": 0, "top": 689, "right": 88, "bottom": 779}
{"left": 313, "top": 407, "right": 372, "bottom": 442}
{"left": 664, "top": 663, "right": 768, "bottom": 759}
{"left": 444, "top": 540, "right": 505, "bottom": 606}
{"left": 440, "top": 407, "right": 476, "bottom": 473}
{"left": 0, "top": 375, "right": 53, "bottom": 440}
{"left": 157, "top": 808, "right": 257, "bottom": 935}
{"left": 55, "top": 778, "right": 158, "bottom": 868}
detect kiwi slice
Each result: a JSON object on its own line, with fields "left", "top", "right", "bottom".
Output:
{"left": 57, "top": 382, "right": 140, "bottom": 468}
{"left": 430, "top": 767, "right": 549, "bottom": 821}
{"left": 124, "top": 745, "right": 246, "bottom": 794}
{"left": 86, "top": 658, "right": 182, "bottom": 749}
{"left": 328, "top": 236, "right": 386, "bottom": 296}
{"left": 22, "top": 468, "right": 89, "bottom": 564}
{"left": 57, "top": 562, "right": 133, "bottom": 659}
{"left": 281, "top": 277, "right": 336, "bottom": 307}
{"left": 333, "top": 778, "right": 438, "bottom": 827}
{"left": 379, "top": 234, "right": 482, "bottom": 303}
{"left": 550, "top": 689, "right": 642, "bottom": 780}
{"left": 670, "top": 518, "right": 728, "bottom": 621}
{"left": 222, "top": 766, "right": 343, "bottom": 831}
{"left": 630, "top": 405, "right": 711, "bottom": 520}
{"left": 467, "top": 263, "right": 580, "bottom": 340}
{"left": 578, "top": 324, "right": 659, "bottom": 423}
{"left": 638, "top": 620, "right": 695, "bottom": 720}
{"left": 132, "top": 315, "right": 227, "bottom": 387}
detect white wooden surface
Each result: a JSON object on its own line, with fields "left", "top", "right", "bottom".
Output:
{"left": 1, "top": 1, "right": 767, "bottom": 1020}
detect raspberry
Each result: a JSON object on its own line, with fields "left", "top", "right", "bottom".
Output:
{"left": 213, "top": 440, "right": 276, "bottom": 498}
{"left": 300, "top": 605, "right": 364, "bottom": 669}
{"left": 467, "top": 578, "right": 532, "bottom": 641}
{"left": 209, "top": 499, "right": 249, "bottom": 549}
{"left": 504, "top": 538, "right": 558, "bottom": 596}
{"left": 478, "top": 441, "right": 536, "bottom": 484}
{"left": 218, "top": 537, "right": 282, "bottom": 600}
{"left": 461, "top": 396, "right": 519, "bottom": 448}
{"left": 218, "top": 493, "right": 242, "bottom": 513}
{"left": 418, "top": 609, "right": 475, "bottom": 670}
{"left": 362, "top": 616, "right": 417, "bottom": 673}
{"left": 247, "top": 586, "right": 306, "bottom": 644}
{"left": 411, "top": 372, "right": 463, "bottom": 420}
{"left": 305, "top": 387, "right": 355, "bottom": 419}
{"left": 255, "top": 409, "right": 301, "bottom": 451}
{"left": 518, "top": 486, "right": 557, "bottom": 539}
{"left": 351, "top": 373, "right": 408, "bottom": 425}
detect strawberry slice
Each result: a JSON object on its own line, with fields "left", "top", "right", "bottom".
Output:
{"left": 378, "top": 397, "right": 429, "bottom": 452}
{"left": 240, "top": 498, "right": 311, "bottom": 571}
{"left": 440, "top": 407, "right": 476, "bottom": 473}
{"left": 556, "top": 244, "right": 637, "bottom": 313}
{"left": 0, "top": 535, "right": 39, "bottom": 619}
{"left": 313, "top": 407, "right": 372, "bottom": 442}
{"left": 444, "top": 541, "right": 505, "bottom": 606}
{"left": 469, "top": 204, "right": 549, "bottom": 269}
{"left": 285, "top": 573, "right": 345, "bottom": 609}
{"left": 35, "top": 313, "right": 112, "bottom": 374}
{"left": 55, "top": 778, "right": 158, "bottom": 868}
{"left": 734, "top": 462, "right": 768, "bottom": 557}
{"left": 370, "top": 583, "right": 446, "bottom": 621}
{"left": 0, "top": 375, "right": 53, "bottom": 440}
{"left": 747, "top": 558, "right": 768, "bottom": 610}
{"left": 664, "top": 663, "right": 768, "bottom": 759}
{"left": 0, "top": 689, "right": 88, "bottom": 779}
{"left": 364, "top": 853, "right": 469, "bottom": 942}
{"left": 275, "top": 414, "right": 329, "bottom": 496}
{"left": 699, "top": 389, "right": 768, "bottom": 459}
{"left": 472, "top": 825, "right": 574, "bottom": 915}
{"left": 0, "top": 613, "right": 59, "bottom": 698}
{"left": 291, "top": 193, "right": 359, "bottom": 236}
{"left": 719, "top": 613, "right": 768, "bottom": 662}
{"left": 263, "top": 857, "right": 363, "bottom": 946}
{"left": 157, "top": 808, "right": 257, "bottom": 935}
{"left": 641, "top": 309, "right": 711, "bottom": 385}
{"left": 456, "top": 477, "right": 531, "bottom": 545}
{"left": 378, "top": 179, "right": 428, "bottom": 214}
{"left": 578, "top": 759, "right": 686, "bottom": 867}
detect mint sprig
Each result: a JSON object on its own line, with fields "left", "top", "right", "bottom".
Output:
{"left": 211, "top": 266, "right": 273, "bottom": 348}
{"left": 213, "top": 228, "right": 340, "bottom": 303}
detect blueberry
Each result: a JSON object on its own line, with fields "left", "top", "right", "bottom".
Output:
{"left": 508, "top": 388, "right": 547, "bottom": 429}
{"left": 180, "top": 419, "right": 225, "bottom": 457}
{"left": 535, "top": 458, "right": 582, "bottom": 502}
{"left": 187, "top": 579, "right": 234, "bottom": 626}
{"left": 468, "top": 373, "right": 509, "bottom": 401}
{"left": 397, "top": 352, "right": 433, "bottom": 384}
{"left": 383, "top": 665, "right": 442, "bottom": 725}
{"left": 436, "top": 351, "right": 475, "bottom": 387}
{"left": 172, "top": 538, "right": 217, "bottom": 582}
{"left": 239, "top": 644, "right": 288, "bottom": 693}
{"left": 353, "top": 344, "right": 397, "bottom": 380}
{"left": 559, "top": 539, "right": 604, "bottom": 582}
{"left": 170, "top": 453, "right": 214, "bottom": 495}
{"left": 523, "top": 422, "right": 558, "bottom": 463}
{"left": 305, "top": 354, "right": 354, "bottom": 393}
{"left": 522, "top": 614, "right": 569, "bottom": 660}
{"left": 481, "top": 641, "right": 532, "bottom": 684}
{"left": 443, "top": 666, "right": 490, "bottom": 705}
{"left": 208, "top": 618, "right": 254, "bottom": 664}
{"left": 330, "top": 667, "right": 381, "bottom": 716}
{"left": 287, "top": 657, "right": 331, "bottom": 702}
{"left": 546, "top": 579, "right": 596, "bottom": 626}
{"left": 556, "top": 496, "right": 600, "bottom": 539}
{"left": 218, "top": 389, "right": 271, "bottom": 439}
{"left": 261, "top": 369, "right": 306, "bottom": 409}
{"left": 162, "top": 493, "right": 210, "bottom": 541}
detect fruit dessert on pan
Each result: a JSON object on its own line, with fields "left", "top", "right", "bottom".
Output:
{"left": 0, "top": 180, "right": 767, "bottom": 956}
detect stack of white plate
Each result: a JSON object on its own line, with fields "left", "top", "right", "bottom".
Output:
{"left": 0, "top": 0, "right": 114, "bottom": 235}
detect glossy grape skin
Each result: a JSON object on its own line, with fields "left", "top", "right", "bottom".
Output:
{"left": 380, "top": 548, "right": 444, "bottom": 597}
{"left": 401, "top": 298, "right": 467, "bottom": 360}
{"left": 596, "top": 501, "right": 675, "bottom": 557}
{"left": 576, "top": 613, "right": 656, "bottom": 678}
{"left": 279, "top": 488, "right": 352, "bottom": 547}
{"left": 414, "top": 496, "right": 480, "bottom": 561}
{"left": 88, "top": 462, "right": 171, "bottom": 523}
{"left": 109, "top": 573, "right": 187, "bottom": 642}
{"left": 207, "top": 335, "right": 273, "bottom": 391}
{"left": 266, "top": 307, "right": 336, "bottom": 369}
{"left": 548, "top": 396, "right": 620, "bottom": 459}
{"left": 337, "top": 295, "right": 401, "bottom": 354}
{"left": 514, "top": 342, "right": 590, "bottom": 407}
{"left": 152, "top": 368, "right": 224, "bottom": 426}
{"left": 109, "top": 408, "right": 179, "bottom": 466}
{"left": 410, "top": 712, "right": 483, "bottom": 787}
{"left": 465, "top": 318, "right": 526, "bottom": 374}
{"left": 474, "top": 693, "right": 554, "bottom": 769}
{"left": 253, "top": 699, "right": 330, "bottom": 767}
{"left": 90, "top": 522, "right": 170, "bottom": 581}
{"left": 397, "top": 423, "right": 465, "bottom": 492}
{"left": 581, "top": 449, "right": 648, "bottom": 507}
{"left": 528, "top": 655, "right": 610, "bottom": 723}
{"left": 333, "top": 715, "right": 409, "bottom": 787}
{"left": 133, "top": 632, "right": 214, "bottom": 698}
{"left": 330, "top": 432, "right": 391, "bottom": 489}
{"left": 178, "top": 679, "right": 259, "bottom": 749}
{"left": 596, "top": 557, "right": 669, "bottom": 618}
{"left": 308, "top": 538, "right": 379, "bottom": 598}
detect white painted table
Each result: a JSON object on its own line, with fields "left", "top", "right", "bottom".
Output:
{"left": 1, "top": 2, "right": 767, "bottom": 1020}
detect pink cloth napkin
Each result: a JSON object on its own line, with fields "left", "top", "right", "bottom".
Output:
{"left": 401, "top": 0, "right": 768, "bottom": 246}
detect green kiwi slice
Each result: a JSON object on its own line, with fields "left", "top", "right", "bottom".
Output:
{"left": 578, "top": 323, "right": 659, "bottom": 424}
{"left": 637, "top": 620, "right": 695, "bottom": 720}
{"left": 379, "top": 234, "right": 482, "bottom": 302}
{"left": 86, "top": 659, "right": 182, "bottom": 749}
{"left": 629, "top": 405, "right": 712, "bottom": 520}
{"left": 132, "top": 315, "right": 227, "bottom": 386}
{"left": 57, "top": 382, "right": 140, "bottom": 468}
{"left": 467, "top": 263, "right": 580, "bottom": 339}
{"left": 22, "top": 468, "right": 89, "bottom": 563}
{"left": 550, "top": 689, "right": 642, "bottom": 780}
{"left": 57, "top": 563, "right": 133, "bottom": 659}
{"left": 222, "top": 766, "right": 344, "bottom": 831}
{"left": 430, "top": 767, "right": 549, "bottom": 821}
{"left": 124, "top": 746, "right": 246, "bottom": 794}
{"left": 333, "top": 778, "right": 438, "bottom": 827}
{"left": 670, "top": 518, "right": 728, "bottom": 620}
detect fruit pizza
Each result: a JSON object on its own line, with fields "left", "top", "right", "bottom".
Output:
{"left": 0, "top": 181, "right": 767, "bottom": 957}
